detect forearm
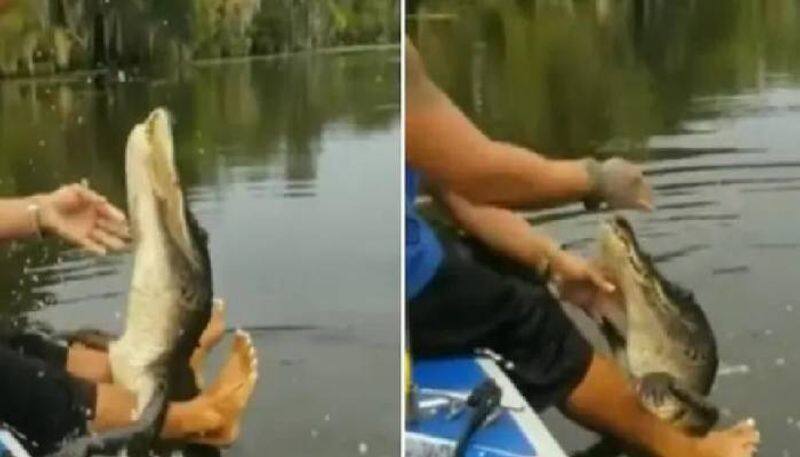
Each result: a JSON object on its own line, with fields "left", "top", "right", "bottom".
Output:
{"left": 406, "top": 40, "right": 592, "bottom": 208}
{"left": 439, "top": 190, "right": 560, "bottom": 272}
{"left": 406, "top": 101, "right": 592, "bottom": 209}
{"left": 0, "top": 197, "right": 43, "bottom": 243}
{"left": 466, "top": 141, "right": 591, "bottom": 207}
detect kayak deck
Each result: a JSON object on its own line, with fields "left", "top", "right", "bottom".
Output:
{"left": 406, "top": 356, "right": 567, "bottom": 457}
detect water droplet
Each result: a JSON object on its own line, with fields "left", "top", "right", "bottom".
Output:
{"left": 358, "top": 442, "right": 368, "bottom": 455}
{"left": 776, "top": 358, "right": 786, "bottom": 367}
{"left": 38, "top": 139, "right": 46, "bottom": 147}
{"left": 324, "top": 413, "right": 330, "bottom": 422}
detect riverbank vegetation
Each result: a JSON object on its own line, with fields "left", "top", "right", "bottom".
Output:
{"left": 410, "top": 0, "right": 800, "bottom": 155}
{"left": 0, "top": 0, "right": 399, "bottom": 76}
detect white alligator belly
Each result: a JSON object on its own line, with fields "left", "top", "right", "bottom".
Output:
{"left": 109, "top": 285, "right": 179, "bottom": 409}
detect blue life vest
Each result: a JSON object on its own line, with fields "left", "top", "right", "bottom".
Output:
{"left": 406, "top": 168, "right": 444, "bottom": 299}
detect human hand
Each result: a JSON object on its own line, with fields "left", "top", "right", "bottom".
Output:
{"left": 586, "top": 157, "right": 653, "bottom": 211}
{"left": 36, "top": 183, "right": 129, "bottom": 254}
{"left": 548, "top": 250, "right": 617, "bottom": 318}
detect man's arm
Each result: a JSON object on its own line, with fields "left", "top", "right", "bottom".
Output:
{"left": 406, "top": 40, "right": 590, "bottom": 208}
{"left": 406, "top": 39, "right": 652, "bottom": 211}
{"left": 436, "top": 189, "right": 615, "bottom": 299}
{"left": 0, "top": 184, "right": 129, "bottom": 253}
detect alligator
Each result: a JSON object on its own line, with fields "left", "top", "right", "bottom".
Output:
{"left": 575, "top": 216, "right": 720, "bottom": 457}
{"left": 51, "top": 107, "right": 216, "bottom": 457}
{"left": 597, "top": 215, "right": 719, "bottom": 435}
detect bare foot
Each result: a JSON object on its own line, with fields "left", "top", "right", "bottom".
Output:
{"left": 693, "top": 418, "right": 759, "bottom": 457}
{"left": 191, "top": 329, "right": 259, "bottom": 446}
{"left": 200, "top": 299, "right": 227, "bottom": 351}
{"left": 190, "top": 299, "right": 227, "bottom": 387}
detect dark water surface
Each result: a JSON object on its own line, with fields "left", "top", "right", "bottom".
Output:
{"left": 0, "top": 49, "right": 400, "bottom": 456}
{"left": 411, "top": 1, "right": 800, "bottom": 455}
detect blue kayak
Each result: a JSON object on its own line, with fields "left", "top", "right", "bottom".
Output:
{"left": 406, "top": 356, "right": 567, "bottom": 457}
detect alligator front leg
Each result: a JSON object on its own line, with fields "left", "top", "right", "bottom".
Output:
{"left": 46, "top": 382, "right": 168, "bottom": 457}
{"left": 636, "top": 372, "right": 719, "bottom": 435}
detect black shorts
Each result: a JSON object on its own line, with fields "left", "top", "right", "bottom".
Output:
{"left": 0, "top": 331, "right": 96, "bottom": 455}
{"left": 408, "top": 237, "right": 593, "bottom": 411}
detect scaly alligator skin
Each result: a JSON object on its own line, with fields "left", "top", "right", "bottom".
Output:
{"left": 598, "top": 215, "right": 719, "bottom": 435}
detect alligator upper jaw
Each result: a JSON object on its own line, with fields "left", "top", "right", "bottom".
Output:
{"left": 124, "top": 107, "right": 199, "bottom": 268}
{"left": 602, "top": 215, "right": 642, "bottom": 254}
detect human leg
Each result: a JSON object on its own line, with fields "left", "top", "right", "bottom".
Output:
{"left": 408, "top": 239, "right": 592, "bottom": 409}
{"left": 90, "top": 330, "right": 257, "bottom": 444}
{"left": 564, "top": 355, "right": 758, "bottom": 457}
{"left": 408, "top": 238, "right": 758, "bottom": 456}
{"left": 4, "top": 301, "right": 229, "bottom": 385}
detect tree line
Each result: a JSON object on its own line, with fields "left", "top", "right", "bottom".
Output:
{"left": 0, "top": 0, "right": 400, "bottom": 76}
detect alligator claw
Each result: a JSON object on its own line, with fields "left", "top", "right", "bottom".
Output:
{"left": 636, "top": 372, "right": 674, "bottom": 407}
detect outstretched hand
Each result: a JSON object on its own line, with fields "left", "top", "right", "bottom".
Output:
{"left": 37, "top": 183, "right": 130, "bottom": 254}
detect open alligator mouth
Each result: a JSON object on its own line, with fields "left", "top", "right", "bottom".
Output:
{"left": 126, "top": 107, "right": 201, "bottom": 269}
{"left": 596, "top": 215, "right": 719, "bottom": 435}
{"left": 601, "top": 215, "right": 654, "bottom": 281}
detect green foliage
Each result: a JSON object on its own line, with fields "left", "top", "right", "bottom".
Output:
{"left": 0, "top": 0, "right": 399, "bottom": 75}
{"left": 410, "top": 0, "right": 800, "bottom": 157}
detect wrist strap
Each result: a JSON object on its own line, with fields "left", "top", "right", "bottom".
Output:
{"left": 582, "top": 158, "right": 603, "bottom": 211}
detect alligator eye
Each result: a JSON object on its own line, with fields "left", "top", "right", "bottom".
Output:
{"left": 685, "top": 347, "right": 705, "bottom": 361}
